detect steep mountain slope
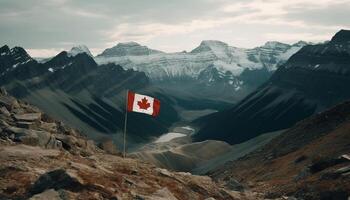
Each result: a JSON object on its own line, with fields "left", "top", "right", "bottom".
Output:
{"left": 68, "top": 45, "right": 93, "bottom": 57}
{"left": 0, "top": 46, "right": 180, "bottom": 148}
{"left": 210, "top": 100, "right": 350, "bottom": 200}
{"left": 193, "top": 29, "right": 350, "bottom": 144}
{"left": 96, "top": 40, "right": 307, "bottom": 102}
{"left": 0, "top": 45, "right": 236, "bottom": 149}
{"left": 0, "top": 45, "right": 46, "bottom": 82}
{"left": 97, "top": 40, "right": 305, "bottom": 80}
{"left": 131, "top": 140, "right": 232, "bottom": 172}
{"left": 0, "top": 90, "right": 237, "bottom": 200}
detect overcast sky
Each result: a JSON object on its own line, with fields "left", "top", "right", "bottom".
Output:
{"left": 1, "top": 0, "right": 349, "bottom": 57}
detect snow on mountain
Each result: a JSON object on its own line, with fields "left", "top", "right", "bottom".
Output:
{"left": 193, "top": 30, "right": 350, "bottom": 144}
{"left": 0, "top": 45, "right": 35, "bottom": 77}
{"left": 98, "top": 42, "right": 163, "bottom": 57}
{"left": 68, "top": 45, "right": 93, "bottom": 57}
{"left": 95, "top": 40, "right": 308, "bottom": 82}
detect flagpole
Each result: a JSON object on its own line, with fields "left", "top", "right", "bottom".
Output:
{"left": 123, "top": 89, "right": 129, "bottom": 158}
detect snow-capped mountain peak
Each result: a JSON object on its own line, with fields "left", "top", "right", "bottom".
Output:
{"left": 116, "top": 42, "right": 141, "bottom": 47}
{"left": 191, "top": 40, "right": 229, "bottom": 53}
{"left": 95, "top": 40, "right": 308, "bottom": 91}
{"left": 97, "top": 42, "right": 163, "bottom": 57}
{"left": 292, "top": 40, "right": 309, "bottom": 47}
{"left": 68, "top": 45, "right": 93, "bottom": 57}
{"left": 0, "top": 45, "right": 35, "bottom": 77}
{"left": 262, "top": 41, "right": 290, "bottom": 49}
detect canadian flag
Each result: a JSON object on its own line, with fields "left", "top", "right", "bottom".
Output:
{"left": 127, "top": 91, "right": 160, "bottom": 117}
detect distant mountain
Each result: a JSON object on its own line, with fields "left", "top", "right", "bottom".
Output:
{"left": 210, "top": 100, "right": 350, "bottom": 199}
{"left": 0, "top": 45, "right": 235, "bottom": 148}
{"left": 0, "top": 45, "right": 46, "bottom": 83}
{"left": 98, "top": 42, "right": 163, "bottom": 57}
{"left": 95, "top": 40, "right": 307, "bottom": 102}
{"left": 193, "top": 29, "right": 350, "bottom": 144}
{"left": 68, "top": 45, "right": 93, "bottom": 57}
{"left": 96, "top": 40, "right": 306, "bottom": 80}
{"left": 0, "top": 46, "right": 179, "bottom": 147}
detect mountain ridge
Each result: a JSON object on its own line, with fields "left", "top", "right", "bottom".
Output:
{"left": 209, "top": 99, "right": 350, "bottom": 199}
{"left": 193, "top": 29, "right": 350, "bottom": 144}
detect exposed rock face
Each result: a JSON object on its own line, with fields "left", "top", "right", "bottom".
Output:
{"left": 29, "top": 169, "right": 84, "bottom": 195}
{"left": 98, "top": 42, "right": 164, "bottom": 57}
{"left": 209, "top": 100, "right": 350, "bottom": 200}
{"left": 0, "top": 89, "right": 99, "bottom": 155}
{"left": 0, "top": 90, "right": 238, "bottom": 200}
{"left": 0, "top": 45, "right": 180, "bottom": 146}
{"left": 29, "top": 189, "right": 62, "bottom": 200}
{"left": 98, "top": 140, "right": 120, "bottom": 155}
{"left": 96, "top": 40, "right": 307, "bottom": 103}
{"left": 14, "top": 113, "right": 41, "bottom": 122}
{"left": 194, "top": 29, "right": 350, "bottom": 144}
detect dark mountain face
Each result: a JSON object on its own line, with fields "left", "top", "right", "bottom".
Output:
{"left": 193, "top": 29, "right": 350, "bottom": 144}
{"left": 0, "top": 46, "right": 179, "bottom": 147}
{"left": 96, "top": 40, "right": 307, "bottom": 104}
{"left": 0, "top": 46, "right": 45, "bottom": 83}
{"left": 210, "top": 100, "right": 350, "bottom": 199}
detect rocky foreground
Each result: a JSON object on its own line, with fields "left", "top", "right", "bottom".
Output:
{"left": 210, "top": 101, "right": 350, "bottom": 200}
{"left": 0, "top": 88, "right": 261, "bottom": 200}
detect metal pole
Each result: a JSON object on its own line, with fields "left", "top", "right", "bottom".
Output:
{"left": 123, "top": 89, "right": 129, "bottom": 158}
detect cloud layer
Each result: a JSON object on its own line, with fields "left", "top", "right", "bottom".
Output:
{"left": 1, "top": 0, "right": 349, "bottom": 57}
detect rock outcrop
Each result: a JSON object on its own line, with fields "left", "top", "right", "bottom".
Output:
{"left": 0, "top": 89, "right": 238, "bottom": 200}
{"left": 210, "top": 100, "right": 350, "bottom": 200}
{"left": 0, "top": 87, "right": 99, "bottom": 156}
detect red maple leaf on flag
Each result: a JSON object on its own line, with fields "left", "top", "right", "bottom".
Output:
{"left": 137, "top": 97, "right": 151, "bottom": 110}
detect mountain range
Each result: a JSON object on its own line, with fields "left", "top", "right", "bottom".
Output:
{"left": 0, "top": 38, "right": 306, "bottom": 148}
{"left": 95, "top": 40, "right": 308, "bottom": 102}
{"left": 193, "top": 29, "right": 350, "bottom": 144}
{"left": 1, "top": 28, "right": 350, "bottom": 199}
{"left": 0, "top": 46, "right": 181, "bottom": 149}
{"left": 210, "top": 99, "right": 350, "bottom": 199}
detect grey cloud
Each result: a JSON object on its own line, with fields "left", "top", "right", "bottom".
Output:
{"left": 0, "top": 0, "right": 232, "bottom": 49}
{"left": 283, "top": 2, "right": 350, "bottom": 27}
{"left": 0, "top": 0, "right": 348, "bottom": 57}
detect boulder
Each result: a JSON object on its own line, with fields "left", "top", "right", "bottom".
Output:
{"left": 29, "top": 189, "right": 62, "bottom": 200}
{"left": 18, "top": 131, "right": 40, "bottom": 146}
{"left": 98, "top": 140, "right": 119, "bottom": 155}
{"left": 320, "top": 165, "right": 350, "bottom": 180}
{"left": 40, "top": 122, "right": 57, "bottom": 132}
{"left": 335, "top": 165, "right": 350, "bottom": 174}
{"left": 308, "top": 157, "right": 347, "bottom": 173}
{"left": 54, "top": 134, "right": 77, "bottom": 151}
{"left": 0, "top": 119, "right": 10, "bottom": 128}
{"left": 294, "top": 168, "right": 311, "bottom": 181}
{"left": 224, "top": 178, "right": 245, "bottom": 192}
{"left": 16, "top": 121, "right": 36, "bottom": 129}
{"left": 0, "top": 87, "right": 8, "bottom": 95}
{"left": 14, "top": 113, "right": 41, "bottom": 122}
{"left": 0, "top": 106, "right": 11, "bottom": 117}
{"left": 29, "top": 169, "right": 84, "bottom": 195}
{"left": 148, "top": 188, "right": 178, "bottom": 200}
{"left": 6, "top": 126, "right": 61, "bottom": 149}
{"left": 46, "top": 135, "right": 63, "bottom": 149}
{"left": 0, "top": 95, "right": 19, "bottom": 110}
{"left": 340, "top": 154, "right": 350, "bottom": 161}
{"left": 54, "top": 134, "right": 95, "bottom": 155}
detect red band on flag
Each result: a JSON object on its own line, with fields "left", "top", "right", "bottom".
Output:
{"left": 127, "top": 91, "right": 135, "bottom": 112}
{"left": 152, "top": 99, "right": 160, "bottom": 117}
